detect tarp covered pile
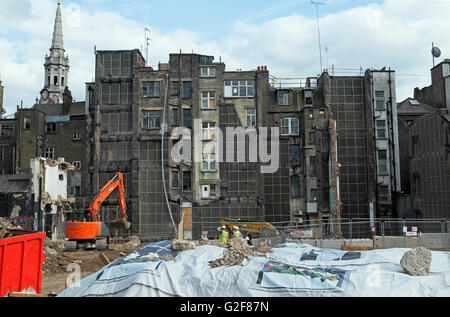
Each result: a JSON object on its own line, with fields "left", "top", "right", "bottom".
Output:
{"left": 58, "top": 241, "right": 450, "bottom": 297}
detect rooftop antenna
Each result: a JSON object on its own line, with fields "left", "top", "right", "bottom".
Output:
{"left": 311, "top": 1, "right": 326, "bottom": 74}
{"left": 431, "top": 42, "right": 441, "bottom": 68}
{"left": 145, "top": 28, "right": 151, "bottom": 67}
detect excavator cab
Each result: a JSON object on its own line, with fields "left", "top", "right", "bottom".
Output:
{"left": 65, "top": 172, "right": 129, "bottom": 252}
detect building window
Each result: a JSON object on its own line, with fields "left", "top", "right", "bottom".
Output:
{"left": 246, "top": 109, "right": 257, "bottom": 127}
{"left": 142, "top": 81, "right": 161, "bottom": 97}
{"left": 24, "top": 118, "right": 31, "bottom": 129}
{"left": 289, "top": 144, "right": 300, "bottom": 166}
{"left": 309, "top": 132, "right": 316, "bottom": 144}
{"left": 68, "top": 186, "right": 81, "bottom": 197}
{"left": 0, "top": 124, "right": 14, "bottom": 138}
{"left": 183, "top": 81, "right": 192, "bottom": 99}
{"left": 202, "top": 154, "right": 216, "bottom": 171}
{"left": 378, "top": 150, "right": 388, "bottom": 174}
{"left": 201, "top": 67, "right": 216, "bottom": 78}
{"left": 183, "top": 109, "right": 191, "bottom": 128}
{"left": 290, "top": 175, "right": 300, "bottom": 197}
{"left": 183, "top": 171, "right": 191, "bottom": 191}
{"left": 319, "top": 110, "right": 326, "bottom": 118}
{"left": 72, "top": 161, "right": 81, "bottom": 169}
{"left": 142, "top": 110, "right": 161, "bottom": 128}
{"left": 201, "top": 92, "right": 216, "bottom": 109}
{"left": 310, "top": 189, "right": 318, "bottom": 201}
{"left": 201, "top": 184, "right": 217, "bottom": 199}
{"left": 73, "top": 133, "right": 81, "bottom": 141}
{"left": 376, "top": 120, "right": 386, "bottom": 138}
{"left": 309, "top": 156, "right": 316, "bottom": 177}
{"left": 308, "top": 110, "right": 314, "bottom": 119}
{"left": 54, "top": 76, "right": 58, "bottom": 86}
{"left": 46, "top": 123, "right": 56, "bottom": 134}
{"left": 281, "top": 117, "right": 299, "bottom": 136}
{"left": 171, "top": 108, "right": 179, "bottom": 126}
{"left": 379, "top": 185, "right": 389, "bottom": 203}
{"left": 278, "top": 92, "right": 289, "bottom": 105}
{"left": 172, "top": 171, "right": 179, "bottom": 188}
{"left": 304, "top": 91, "right": 313, "bottom": 104}
{"left": 224, "top": 80, "right": 254, "bottom": 97}
{"left": 202, "top": 122, "right": 216, "bottom": 140}
{"left": 375, "top": 91, "right": 385, "bottom": 110}
{"left": 45, "top": 148, "right": 55, "bottom": 159}
{"left": 171, "top": 81, "right": 179, "bottom": 96}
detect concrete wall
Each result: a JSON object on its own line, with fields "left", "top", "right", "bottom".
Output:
{"left": 374, "top": 234, "right": 450, "bottom": 250}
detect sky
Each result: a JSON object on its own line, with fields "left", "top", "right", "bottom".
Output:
{"left": 0, "top": 0, "right": 449, "bottom": 116}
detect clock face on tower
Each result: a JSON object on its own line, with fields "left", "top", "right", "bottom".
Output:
{"left": 41, "top": 90, "right": 49, "bottom": 101}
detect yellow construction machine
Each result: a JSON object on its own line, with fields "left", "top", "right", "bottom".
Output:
{"left": 220, "top": 218, "right": 279, "bottom": 237}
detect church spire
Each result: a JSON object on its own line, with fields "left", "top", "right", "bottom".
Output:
{"left": 51, "top": 1, "right": 64, "bottom": 50}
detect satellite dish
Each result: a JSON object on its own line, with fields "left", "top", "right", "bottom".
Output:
{"left": 432, "top": 46, "right": 441, "bottom": 58}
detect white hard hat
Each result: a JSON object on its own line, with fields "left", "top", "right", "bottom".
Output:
{"left": 233, "top": 226, "right": 239, "bottom": 230}
{"left": 222, "top": 225, "right": 226, "bottom": 229}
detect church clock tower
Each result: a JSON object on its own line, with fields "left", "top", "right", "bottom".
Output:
{"left": 40, "top": 1, "right": 70, "bottom": 104}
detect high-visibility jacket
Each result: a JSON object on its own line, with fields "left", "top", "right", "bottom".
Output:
{"left": 233, "top": 230, "right": 242, "bottom": 239}
{"left": 219, "top": 230, "right": 229, "bottom": 242}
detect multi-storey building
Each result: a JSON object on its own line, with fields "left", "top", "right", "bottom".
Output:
{"left": 320, "top": 69, "right": 401, "bottom": 223}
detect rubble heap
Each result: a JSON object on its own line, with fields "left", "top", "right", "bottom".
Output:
{"left": 208, "top": 239, "right": 273, "bottom": 268}
{"left": 0, "top": 218, "right": 23, "bottom": 239}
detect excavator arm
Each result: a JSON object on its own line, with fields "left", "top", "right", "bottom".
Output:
{"left": 88, "top": 172, "right": 128, "bottom": 222}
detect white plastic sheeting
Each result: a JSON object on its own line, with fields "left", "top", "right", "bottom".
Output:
{"left": 58, "top": 241, "right": 450, "bottom": 297}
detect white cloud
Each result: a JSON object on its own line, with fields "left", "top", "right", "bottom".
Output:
{"left": 1, "top": 0, "right": 449, "bottom": 115}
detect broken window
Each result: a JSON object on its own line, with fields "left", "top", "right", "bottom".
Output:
{"left": 201, "top": 67, "right": 216, "bottom": 78}
{"left": 183, "top": 171, "right": 191, "bottom": 191}
{"left": 202, "top": 122, "right": 216, "bottom": 140}
{"left": 142, "top": 81, "right": 161, "bottom": 97}
{"left": 142, "top": 110, "right": 161, "bottom": 129}
{"left": 304, "top": 90, "right": 313, "bottom": 105}
{"left": 73, "top": 133, "right": 81, "bottom": 141}
{"left": 224, "top": 80, "right": 254, "bottom": 97}
{"left": 201, "top": 92, "right": 216, "bottom": 109}
{"left": 376, "top": 120, "right": 386, "bottom": 138}
{"left": 72, "top": 161, "right": 81, "bottom": 169}
{"left": 24, "top": 118, "right": 31, "bottom": 129}
{"left": 379, "top": 185, "right": 389, "bottom": 203}
{"left": 281, "top": 117, "right": 299, "bottom": 136}
{"left": 45, "top": 148, "right": 55, "bottom": 159}
{"left": 183, "top": 82, "right": 192, "bottom": 99}
{"left": 46, "top": 123, "right": 56, "bottom": 134}
{"left": 246, "top": 109, "right": 257, "bottom": 127}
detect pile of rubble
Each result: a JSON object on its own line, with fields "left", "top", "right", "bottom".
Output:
{"left": 0, "top": 218, "right": 22, "bottom": 239}
{"left": 170, "top": 238, "right": 274, "bottom": 268}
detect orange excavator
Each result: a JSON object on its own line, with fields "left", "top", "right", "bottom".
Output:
{"left": 65, "top": 172, "right": 130, "bottom": 252}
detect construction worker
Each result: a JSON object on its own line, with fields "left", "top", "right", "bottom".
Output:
{"left": 218, "top": 226, "right": 229, "bottom": 243}
{"left": 232, "top": 226, "right": 242, "bottom": 239}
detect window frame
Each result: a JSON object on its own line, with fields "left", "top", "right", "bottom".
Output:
{"left": 290, "top": 175, "right": 300, "bottom": 197}
{"left": 45, "top": 148, "right": 55, "bottom": 159}
{"left": 202, "top": 122, "right": 216, "bottom": 140}
{"left": 201, "top": 92, "right": 216, "bottom": 109}
{"left": 0, "top": 124, "right": 14, "bottom": 138}
{"left": 202, "top": 154, "right": 217, "bottom": 172}
{"left": 200, "top": 67, "right": 216, "bottom": 78}
{"left": 289, "top": 144, "right": 300, "bottom": 166}
{"left": 224, "top": 80, "right": 254, "bottom": 98}
{"left": 142, "top": 81, "right": 161, "bottom": 98}
{"left": 24, "top": 118, "right": 31, "bottom": 130}
{"left": 246, "top": 109, "right": 257, "bottom": 128}
{"left": 281, "top": 117, "right": 300, "bottom": 136}
{"left": 183, "top": 81, "right": 192, "bottom": 99}
{"left": 201, "top": 184, "right": 217, "bottom": 199}
{"left": 46, "top": 123, "right": 57, "bottom": 134}
{"left": 375, "top": 90, "right": 385, "bottom": 110}
{"left": 376, "top": 120, "right": 386, "bottom": 138}
{"left": 278, "top": 92, "right": 289, "bottom": 105}
{"left": 72, "top": 161, "right": 81, "bottom": 170}
{"left": 142, "top": 110, "right": 161, "bottom": 129}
